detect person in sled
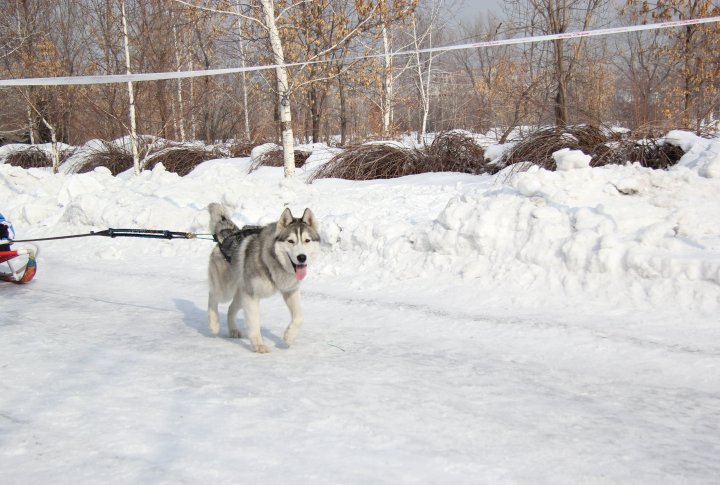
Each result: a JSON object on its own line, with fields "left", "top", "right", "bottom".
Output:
{"left": 1, "top": 213, "right": 37, "bottom": 284}
{"left": 0, "top": 213, "right": 13, "bottom": 251}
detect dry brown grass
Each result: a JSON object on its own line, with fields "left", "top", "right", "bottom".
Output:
{"left": 309, "top": 143, "right": 424, "bottom": 181}
{"left": 228, "top": 141, "right": 256, "bottom": 158}
{"left": 5, "top": 147, "right": 53, "bottom": 169}
{"left": 499, "top": 125, "right": 685, "bottom": 172}
{"left": 309, "top": 132, "right": 488, "bottom": 182}
{"left": 592, "top": 137, "right": 685, "bottom": 170}
{"left": 74, "top": 141, "right": 135, "bottom": 175}
{"left": 250, "top": 148, "right": 311, "bottom": 172}
{"left": 500, "top": 126, "right": 611, "bottom": 170}
{"left": 425, "top": 132, "right": 490, "bottom": 174}
{"left": 143, "top": 145, "right": 225, "bottom": 176}
{"left": 4, "top": 146, "right": 74, "bottom": 170}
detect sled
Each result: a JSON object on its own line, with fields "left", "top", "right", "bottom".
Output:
{"left": 0, "top": 246, "right": 37, "bottom": 284}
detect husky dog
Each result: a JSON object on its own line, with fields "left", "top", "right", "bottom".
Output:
{"left": 207, "top": 203, "right": 320, "bottom": 353}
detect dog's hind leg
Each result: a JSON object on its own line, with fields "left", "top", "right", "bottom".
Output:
{"left": 282, "top": 290, "right": 304, "bottom": 347}
{"left": 241, "top": 291, "right": 268, "bottom": 353}
{"left": 208, "top": 293, "right": 221, "bottom": 336}
{"left": 227, "top": 289, "right": 243, "bottom": 338}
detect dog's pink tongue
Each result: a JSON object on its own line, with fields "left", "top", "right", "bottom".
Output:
{"left": 295, "top": 265, "right": 307, "bottom": 281}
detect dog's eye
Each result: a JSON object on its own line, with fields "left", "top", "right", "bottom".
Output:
{"left": 287, "top": 239, "right": 296, "bottom": 245}
{"left": 304, "top": 238, "right": 311, "bottom": 244}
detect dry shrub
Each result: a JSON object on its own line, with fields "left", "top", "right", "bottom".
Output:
{"left": 250, "top": 148, "right": 310, "bottom": 172}
{"left": 228, "top": 141, "right": 256, "bottom": 158}
{"left": 425, "top": 132, "right": 489, "bottom": 174}
{"left": 144, "top": 145, "right": 224, "bottom": 176}
{"left": 592, "top": 137, "right": 685, "bottom": 170}
{"left": 501, "top": 126, "right": 609, "bottom": 170}
{"left": 309, "top": 143, "right": 424, "bottom": 181}
{"left": 74, "top": 141, "right": 135, "bottom": 175}
{"left": 5, "top": 147, "right": 53, "bottom": 169}
{"left": 310, "top": 132, "right": 487, "bottom": 181}
{"left": 500, "top": 125, "right": 684, "bottom": 172}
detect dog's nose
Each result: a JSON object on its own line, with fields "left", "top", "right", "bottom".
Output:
{"left": 297, "top": 254, "right": 307, "bottom": 264}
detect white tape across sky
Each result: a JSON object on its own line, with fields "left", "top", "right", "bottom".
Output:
{"left": 1, "top": 15, "right": 718, "bottom": 87}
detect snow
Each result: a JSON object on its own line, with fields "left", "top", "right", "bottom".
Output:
{"left": 1, "top": 131, "right": 720, "bottom": 483}
{"left": 552, "top": 147, "right": 592, "bottom": 170}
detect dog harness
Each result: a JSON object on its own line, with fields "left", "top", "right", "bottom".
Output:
{"left": 215, "top": 225, "right": 263, "bottom": 263}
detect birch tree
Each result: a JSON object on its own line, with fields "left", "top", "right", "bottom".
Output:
{"left": 377, "top": 0, "right": 417, "bottom": 137}
{"left": 410, "top": 0, "right": 444, "bottom": 142}
{"left": 260, "top": 0, "right": 295, "bottom": 177}
{"left": 120, "top": 0, "right": 141, "bottom": 175}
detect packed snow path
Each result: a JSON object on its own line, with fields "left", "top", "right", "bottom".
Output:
{"left": 2, "top": 256, "right": 719, "bottom": 484}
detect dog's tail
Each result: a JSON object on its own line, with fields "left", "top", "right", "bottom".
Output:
{"left": 208, "top": 203, "right": 240, "bottom": 244}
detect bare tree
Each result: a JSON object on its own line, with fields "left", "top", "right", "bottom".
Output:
{"left": 260, "top": 0, "right": 295, "bottom": 176}
{"left": 507, "top": 0, "right": 608, "bottom": 127}
{"left": 120, "top": 0, "right": 141, "bottom": 174}
{"left": 410, "top": 0, "right": 444, "bottom": 142}
{"left": 624, "top": 0, "right": 720, "bottom": 130}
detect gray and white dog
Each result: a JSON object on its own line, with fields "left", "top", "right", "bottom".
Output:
{"left": 207, "top": 203, "right": 320, "bottom": 353}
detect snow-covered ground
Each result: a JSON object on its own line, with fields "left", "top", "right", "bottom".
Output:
{"left": 1, "top": 132, "right": 719, "bottom": 483}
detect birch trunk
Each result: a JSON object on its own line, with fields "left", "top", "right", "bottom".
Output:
{"left": 189, "top": 60, "right": 197, "bottom": 140}
{"left": 26, "top": 99, "right": 35, "bottom": 145}
{"left": 171, "top": 12, "right": 186, "bottom": 142}
{"left": 121, "top": 0, "right": 141, "bottom": 175}
{"left": 381, "top": 22, "right": 393, "bottom": 137}
{"left": 42, "top": 119, "right": 60, "bottom": 174}
{"left": 260, "top": 0, "right": 295, "bottom": 178}
{"left": 235, "top": 5, "right": 251, "bottom": 142}
{"left": 412, "top": 14, "right": 433, "bottom": 143}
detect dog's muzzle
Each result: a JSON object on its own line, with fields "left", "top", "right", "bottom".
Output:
{"left": 290, "top": 254, "right": 308, "bottom": 281}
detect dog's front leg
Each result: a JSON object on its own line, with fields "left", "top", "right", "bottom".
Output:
{"left": 282, "top": 290, "right": 304, "bottom": 347}
{"left": 242, "top": 292, "right": 268, "bottom": 353}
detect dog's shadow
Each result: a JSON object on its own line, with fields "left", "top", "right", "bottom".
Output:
{"left": 173, "top": 298, "right": 286, "bottom": 351}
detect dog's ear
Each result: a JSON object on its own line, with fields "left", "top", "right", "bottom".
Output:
{"left": 277, "top": 207, "right": 294, "bottom": 231}
{"left": 301, "top": 208, "right": 318, "bottom": 231}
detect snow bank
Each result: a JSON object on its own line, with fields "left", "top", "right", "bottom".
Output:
{"left": 2, "top": 131, "right": 719, "bottom": 316}
{"left": 425, "top": 163, "right": 720, "bottom": 311}
{"left": 665, "top": 130, "right": 720, "bottom": 178}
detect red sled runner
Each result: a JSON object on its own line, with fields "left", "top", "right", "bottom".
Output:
{"left": 0, "top": 248, "right": 37, "bottom": 283}
{"left": 1, "top": 213, "right": 37, "bottom": 284}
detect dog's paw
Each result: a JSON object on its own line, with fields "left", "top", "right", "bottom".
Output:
{"left": 252, "top": 344, "right": 270, "bottom": 354}
{"left": 208, "top": 320, "right": 220, "bottom": 336}
{"left": 228, "top": 329, "right": 242, "bottom": 338}
{"left": 283, "top": 328, "right": 298, "bottom": 347}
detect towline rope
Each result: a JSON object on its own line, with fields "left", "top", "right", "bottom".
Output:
{"left": 5, "top": 228, "right": 216, "bottom": 244}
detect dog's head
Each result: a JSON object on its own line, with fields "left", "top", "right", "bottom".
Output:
{"left": 274, "top": 208, "right": 320, "bottom": 281}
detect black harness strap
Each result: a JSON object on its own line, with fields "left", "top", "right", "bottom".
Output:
{"left": 215, "top": 225, "right": 263, "bottom": 263}
{"left": 7, "top": 228, "right": 211, "bottom": 243}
